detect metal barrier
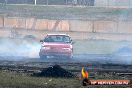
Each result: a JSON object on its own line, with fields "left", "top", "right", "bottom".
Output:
{"left": 1, "top": 0, "right": 132, "bottom": 7}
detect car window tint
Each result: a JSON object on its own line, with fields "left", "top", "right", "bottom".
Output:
{"left": 44, "top": 35, "right": 70, "bottom": 43}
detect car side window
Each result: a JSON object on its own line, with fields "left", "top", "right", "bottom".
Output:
{"left": 63, "top": 36, "right": 71, "bottom": 43}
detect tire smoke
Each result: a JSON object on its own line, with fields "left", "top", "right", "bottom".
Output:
{"left": 0, "top": 38, "right": 41, "bottom": 60}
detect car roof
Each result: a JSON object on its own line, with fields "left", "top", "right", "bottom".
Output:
{"left": 47, "top": 34, "right": 69, "bottom": 36}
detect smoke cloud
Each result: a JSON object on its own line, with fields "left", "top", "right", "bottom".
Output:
{"left": 0, "top": 38, "right": 132, "bottom": 65}
{"left": 0, "top": 38, "right": 41, "bottom": 60}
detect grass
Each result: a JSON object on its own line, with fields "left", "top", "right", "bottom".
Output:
{"left": 0, "top": 71, "right": 81, "bottom": 88}
{"left": 0, "top": 71, "right": 131, "bottom": 88}
{"left": 0, "top": 4, "right": 132, "bottom": 20}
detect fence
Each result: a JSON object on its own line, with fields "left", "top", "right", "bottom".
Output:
{"left": 0, "top": 0, "right": 94, "bottom": 6}
{"left": 95, "top": 0, "right": 132, "bottom": 8}
{"left": 0, "top": 17, "right": 132, "bottom": 34}
{"left": 1, "top": 0, "right": 132, "bottom": 7}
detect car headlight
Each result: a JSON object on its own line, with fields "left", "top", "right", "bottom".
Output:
{"left": 62, "top": 48, "right": 72, "bottom": 51}
{"left": 42, "top": 46, "right": 51, "bottom": 50}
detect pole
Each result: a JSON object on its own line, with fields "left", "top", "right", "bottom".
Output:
{"left": 129, "top": 0, "right": 130, "bottom": 8}
{"left": 4, "top": 0, "right": 7, "bottom": 5}
{"left": 107, "top": 0, "right": 109, "bottom": 7}
{"left": 35, "top": 0, "right": 36, "bottom": 5}
{"left": 66, "top": 0, "right": 68, "bottom": 5}
{"left": 47, "top": 0, "right": 48, "bottom": 5}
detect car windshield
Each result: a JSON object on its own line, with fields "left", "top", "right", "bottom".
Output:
{"left": 44, "top": 35, "right": 71, "bottom": 43}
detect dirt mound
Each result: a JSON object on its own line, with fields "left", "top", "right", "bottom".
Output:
{"left": 32, "top": 65, "right": 75, "bottom": 78}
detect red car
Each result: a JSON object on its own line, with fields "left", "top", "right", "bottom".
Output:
{"left": 39, "top": 34, "right": 73, "bottom": 59}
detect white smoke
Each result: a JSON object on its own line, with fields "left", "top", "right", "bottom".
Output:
{"left": 0, "top": 38, "right": 41, "bottom": 59}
